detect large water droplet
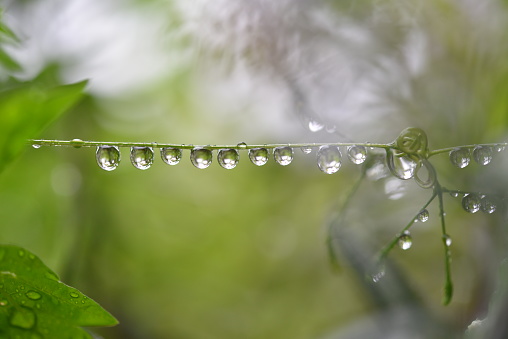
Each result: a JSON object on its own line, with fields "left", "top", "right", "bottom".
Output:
{"left": 480, "top": 196, "right": 496, "bottom": 214}
{"left": 190, "top": 148, "right": 213, "bottom": 169}
{"left": 386, "top": 150, "right": 417, "bottom": 180}
{"left": 416, "top": 209, "right": 429, "bottom": 222}
{"left": 462, "top": 194, "right": 480, "bottom": 213}
{"left": 317, "top": 146, "right": 342, "bottom": 174}
{"left": 96, "top": 146, "right": 121, "bottom": 171}
{"left": 472, "top": 146, "right": 493, "bottom": 166}
{"left": 217, "top": 149, "right": 239, "bottom": 169}
{"left": 9, "top": 307, "right": 36, "bottom": 329}
{"left": 308, "top": 120, "right": 324, "bottom": 132}
{"left": 347, "top": 145, "right": 367, "bottom": 165}
{"left": 130, "top": 147, "right": 154, "bottom": 170}
{"left": 26, "top": 291, "right": 42, "bottom": 300}
{"left": 398, "top": 231, "right": 412, "bottom": 250}
{"left": 273, "top": 147, "right": 293, "bottom": 166}
{"left": 443, "top": 234, "right": 452, "bottom": 247}
{"left": 300, "top": 147, "right": 313, "bottom": 154}
{"left": 160, "top": 147, "right": 182, "bottom": 165}
{"left": 449, "top": 148, "right": 471, "bottom": 168}
{"left": 249, "top": 148, "right": 269, "bottom": 166}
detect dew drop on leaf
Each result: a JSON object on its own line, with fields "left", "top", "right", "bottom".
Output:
{"left": 472, "top": 146, "right": 493, "bottom": 166}
{"left": 416, "top": 209, "right": 429, "bottom": 222}
{"left": 70, "top": 292, "right": 79, "bottom": 298}
{"left": 480, "top": 196, "right": 496, "bottom": 214}
{"left": 190, "top": 148, "right": 213, "bottom": 169}
{"left": 462, "top": 194, "right": 481, "bottom": 213}
{"left": 386, "top": 149, "right": 417, "bottom": 180}
{"left": 443, "top": 234, "right": 452, "bottom": 247}
{"left": 317, "top": 146, "right": 342, "bottom": 174}
{"left": 248, "top": 148, "right": 269, "bottom": 166}
{"left": 300, "top": 147, "right": 313, "bottom": 154}
{"left": 160, "top": 147, "right": 182, "bottom": 165}
{"left": 96, "top": 146, "right": 121, "bottom": 171}
{"left": 26, "top": 291, "right": 42, "bottom": 300}
{"left": 130, "top": 147, "right": 154, "bottom": 170}
{"left": 273, "top": 147, "right": 293, "bottom": 166}
{"left": 18, "top": 250, "right": 25, "bottom": 257}
{"left": 449, "top": 148, "right": 471, "bottom": 168}
{"left": 398, "top": 231, "right": 412, "bottom": 250}
{"left": 347, "top": 145, "right": 367, "bottom": 165}
{"left": 217, "top": 149, "right": 239, "bottom": 169}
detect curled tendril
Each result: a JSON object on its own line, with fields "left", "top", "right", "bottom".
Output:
{"left": 396, "top": 127, "right": 429, "bottom": 158}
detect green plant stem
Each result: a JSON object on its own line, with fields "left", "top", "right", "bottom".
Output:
{"left": 28, "top": 139, "right": 393, "bottom": 151}
{"left": 429, "top": 143, "right": 507, "bottom": 157}
{"left": 435, "top": 180, "right": 453, "bottom": 305}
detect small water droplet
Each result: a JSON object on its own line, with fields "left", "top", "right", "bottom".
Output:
{"left": 449, "top": 191, "right": 460, "bottom": 198}
{"left": 495, "top": 144, "right": 505, "bottom": 152}
{"left": 28, "top": 254, "right": 35, "bottom": 260}
{"left": 273, "top": 147, "right": 293, "bottom": 166}
{"left": 70, "top": 138, "right": 84, "bottom": 148}
{"left": 237, "top": 142, "right": 247, "bottom": 149}
{"left": 9, "top": 307, "right": 36, "bottom": 329}
{"left": 462, "top": 194, "right": 481, "bottom": 213}
{"left": 317, "top": 146, "right": 342, "bottom": 174}
{"left": 160, "top": 148, "right": 182, "bottom": 165}
{"left": 449, "top": 148, "right": 471, "bottom": 168}
{"left": 347, "top": 145, "right": 367, "bottom": 165}
{"left": 443, "top": 234, "right": 452, "bottom": 247}
{"left": 416, "top": 209, "right": 429, "bottom": 222}
{"left": 70, "top": 292, "right": 79, "bottom": 298}
{"left": 370, "top": 265, "right": 385, "bottom": 283}
{"left": 18, "top": 250, "right": 25, "bottom": 257}
{"left": 217, "top": 149, "right": 239, "bottom": 169}
{"left": 26, "top": 291, "right": 42, "bottom": 300}
{"left": 480, "top": 196, "right": 496, "bottom": 214}
{"left": 398, "top": 231, "right": 412, "bottom": 250}
{"left": 472, "top": 146, "right": 493, "bottom": 166}
{"left": 32, "top": 143, "right": 41, "bottom": 149}
{"left": 308, "top": 120, "right": 324, "bottom": 132}
{"left": 386, "top": 149, "right": 417, "bottom": 179}
{"left": 248, "top": 148, "right": 269, "bottom": 166}
{"left": 96, "top": 146, "right": 121, "bottom": 171}
{"left": 130, "top": 147, "right": 154, "bottom": 170}
{"left": 300, "top": 147, "right": 313, "bottom": 154}
{"left": 190, "top": 148, "right": 213, "bottom": 169}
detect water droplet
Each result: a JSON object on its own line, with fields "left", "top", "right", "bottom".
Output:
{"left": 495, "top": 144, "right": 505, "bottom": 152}
{"left": 370, "top": 265, "right": 385, "bottom": 283}
{"left": 0, "top": 300, "right": 8, "bottom": 306}
{"left": 190, "top": 148, "right": 213, "bottom": 169}
{"left": 32, "top": 143, "right": 41, "bottom": 149}
{"left": 443, "top": 234, "right": 452, "bottom": 247}
{"left": 237, "top": 142, "right": 247, "bottom": 149}
{"left": 386, "top": 149, "right": 417, "bottom": 180}
{"left": 273, "top": 147, "right": 293, "bottom": 166}
{"left": 300, "top": 147, "right": 313, "bottom": 154}
{"left": 416, "top": 209, "right": 429, "bottom": 222}
{"left": 70, "top": 292, "right": 79, "bottom": 298}
{"left": 130, "top": 147, "right": 154, "bottom": 170}
{"left": 96, "top": 146, "right": 121, "bottom": 171}
{"left": 347, "top": 145, "right": 367, "bottom": 165}
{"left": 325, "top": 125, "right": 337, "bottom": 133}
{"left": 480, "top": 196, "right": 496, "bottom": 214}
{"left": 26, "top": 291, "right": 42, "bottom": 300}
{"left": 9, "top": 307, "right": 36, "bottom": 329}
{"left": 308, "top": 120, "right": 324, "bottom": 132}
{"left": 160, "top": 147, "right": 182, "bottom": 165}
{"left": 449, "top": 148, "right": 470, "bottom": 168}
{"left": 248, "top": 148, "right": 269, "bottom": 166}
{"left": 462, "top": 194, "right": 481, "bottom": 213}
{"left": 317, "top": 146, "right": 342, "bottom": 174}
{"left": 70, "top": 138, "right": 84, "bottom": 148}
{"left": 398, "top": 231, "right": 412, "bottom": 250}
{"left": 217, "top": 149, "right": 239, "bottom": 169}
{"left": 18, "top": 250, "right": 25, "bottom": 257}
{"left": 449, "top": 191, "right": 460, "bottom": 198}
{"left": 472, "top": 146, "right": 493, "bottom": 166}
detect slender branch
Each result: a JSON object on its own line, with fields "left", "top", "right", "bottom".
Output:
{"left": 28, "top": 139, "right": 393, "bottom": 151}
{"left": 435, "top": 180, "right": 453, "bottom": 305}
{"left": 429, "top": 143, "right": 507, "bottom": 157}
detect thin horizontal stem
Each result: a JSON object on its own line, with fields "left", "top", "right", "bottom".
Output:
{"left": 429, "top": 143, "right": 507, "bottom": 157}
{"left": 28, "top": 139, "right": 393, "bottom": 151}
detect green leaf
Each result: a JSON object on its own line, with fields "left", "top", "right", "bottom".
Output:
{"left": 0, "top": 79, "right": 88, "bottom": 173}
{"left": 0, "top": 244, "right": 118, "bottom": 338}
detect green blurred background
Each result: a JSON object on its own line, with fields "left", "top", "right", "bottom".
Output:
{"left": 2, "top": 0, "right": 508, "bottom": 338}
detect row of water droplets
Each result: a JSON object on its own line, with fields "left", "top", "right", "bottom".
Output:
{"left": 450, "top": 191, "right": 498, "bottom": 214}
{"left": 95, "top": 143, "right": 369, "bottom": 173}
{"left": 449, "top": 144, "right": 505, "bottom": 168}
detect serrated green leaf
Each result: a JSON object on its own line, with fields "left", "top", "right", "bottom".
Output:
{"left": 0, "top": 79, "right": 88, "bottom": 173}
{"left": 0, "top": 244, "right": 118, "bottom": 338}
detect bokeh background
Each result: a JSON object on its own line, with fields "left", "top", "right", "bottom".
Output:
{"left": 2, "top": 0, "right": 508, "bottom": 338}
